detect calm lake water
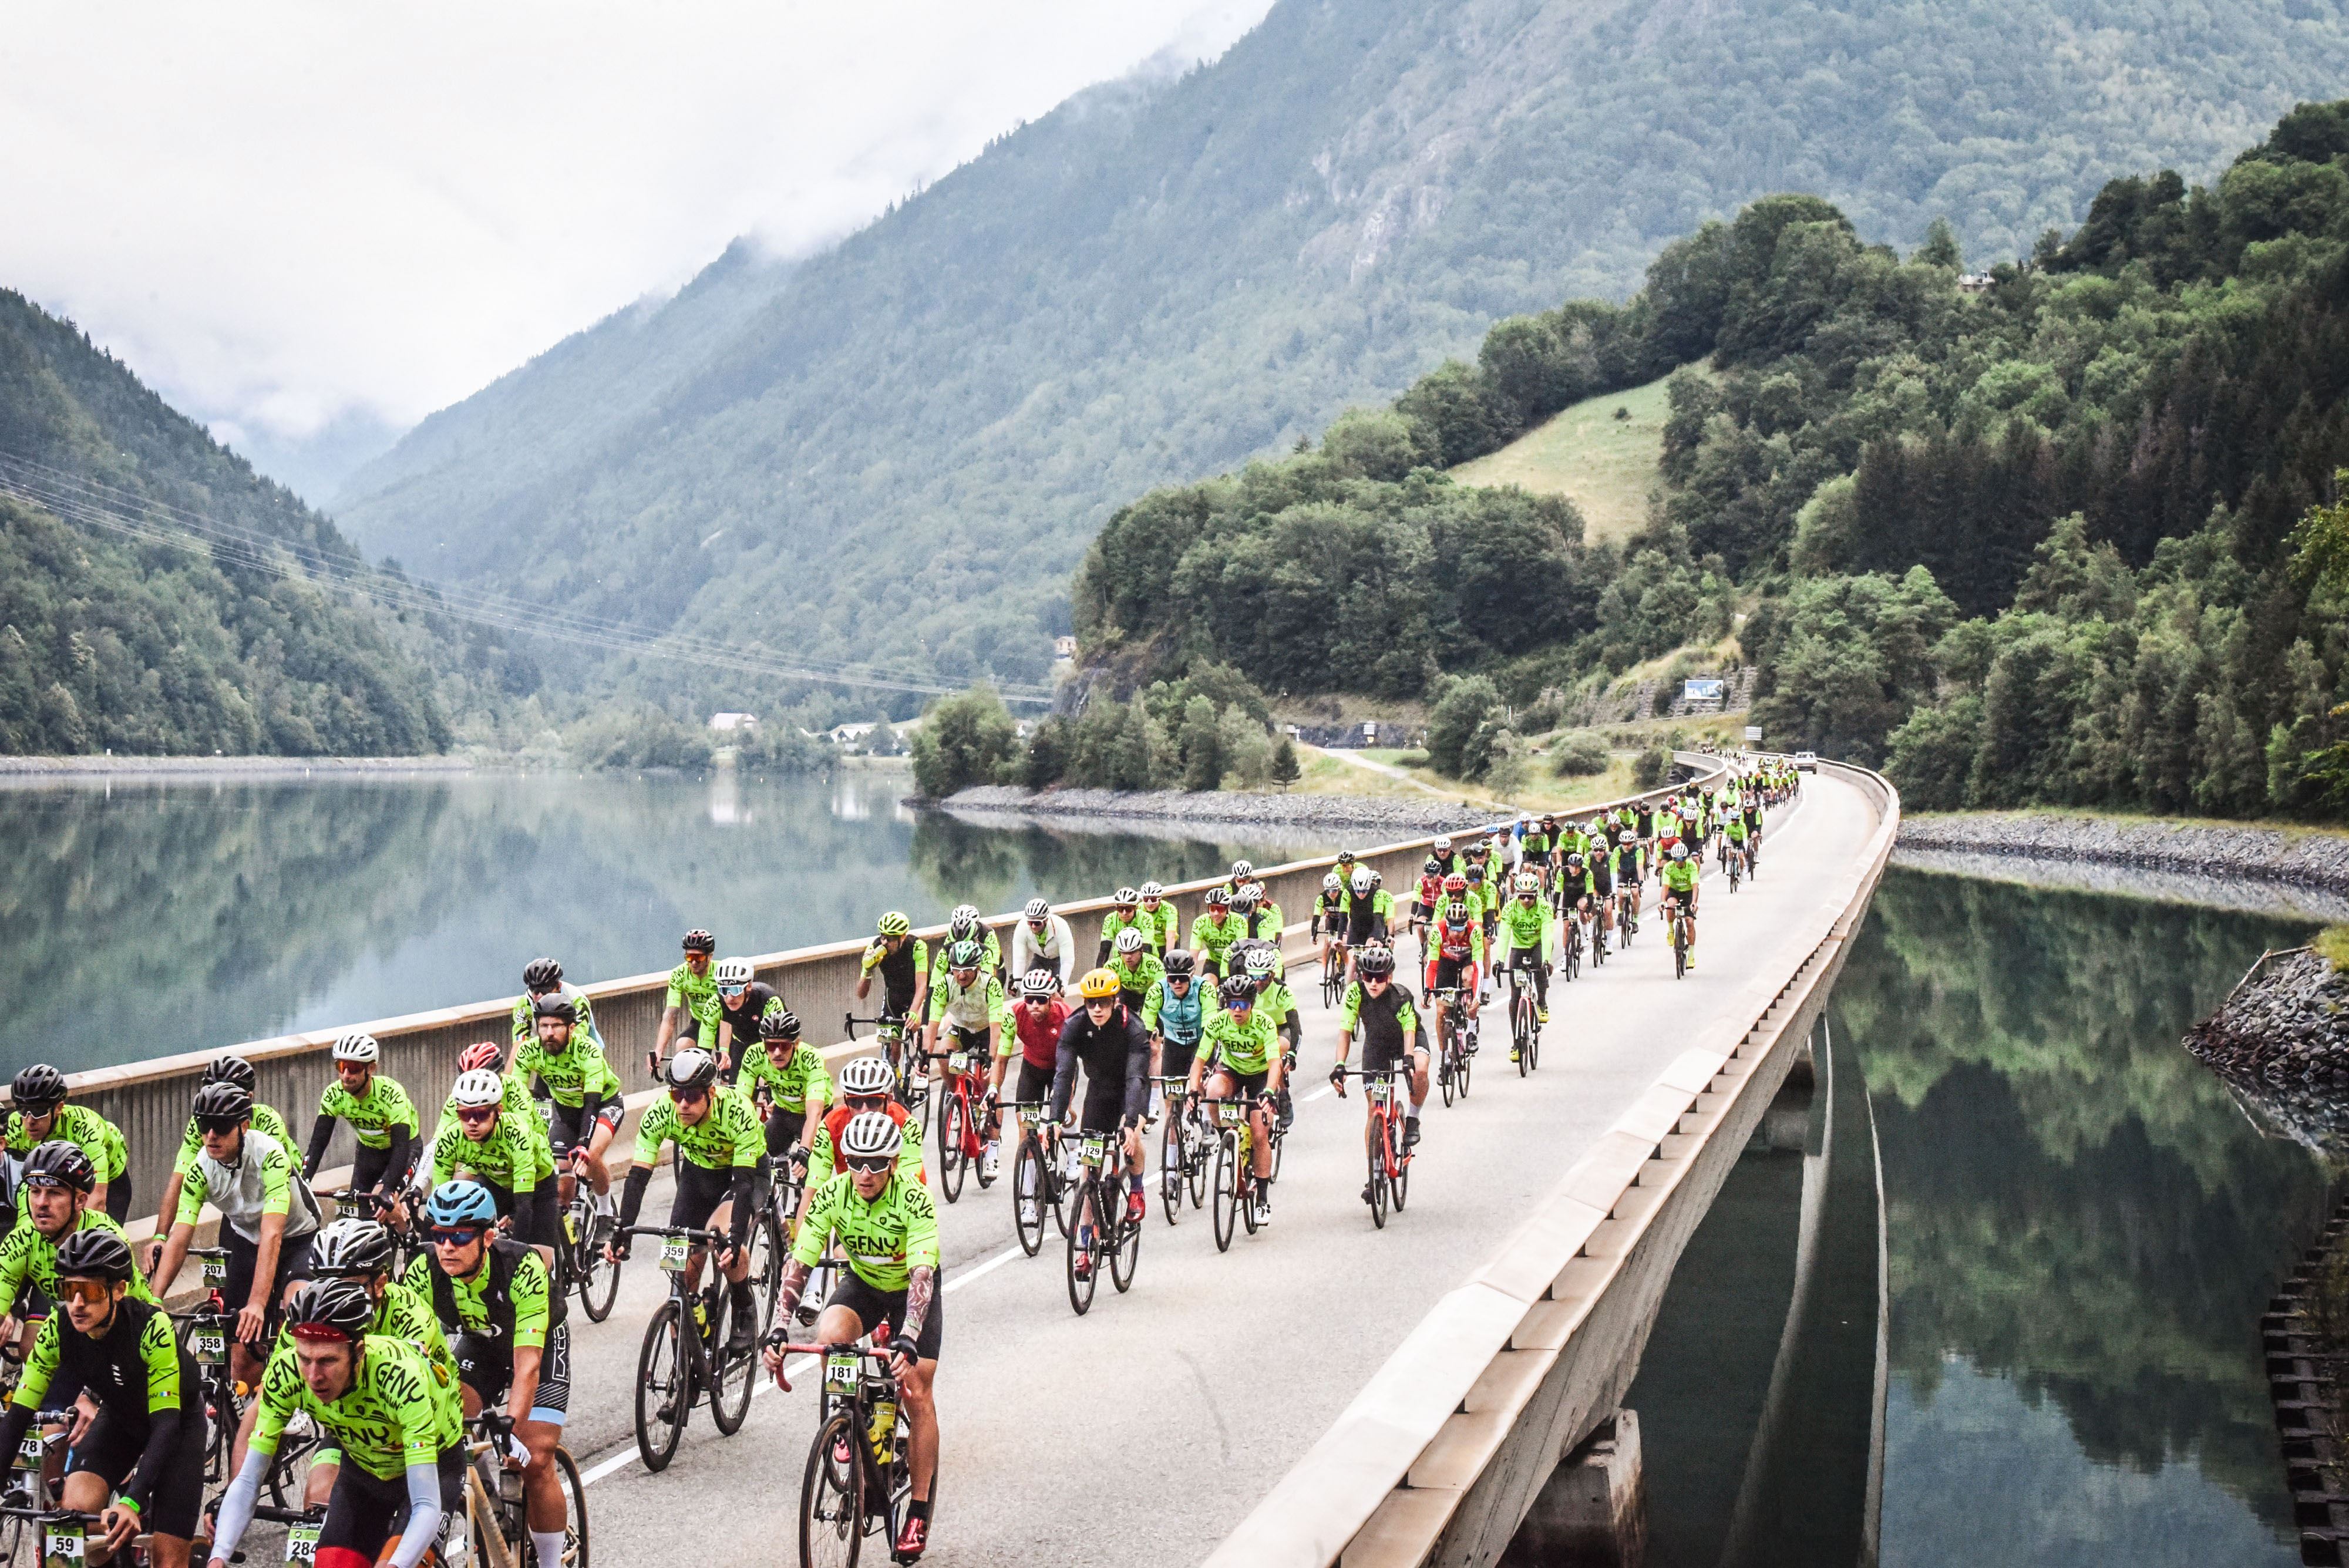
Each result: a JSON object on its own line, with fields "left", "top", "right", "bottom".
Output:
{"left": 1510, "top": 865, "right": 2334, "bottom": 1567}
{"left": 0, "top": 768, "right": 1298, "bottom": 1077}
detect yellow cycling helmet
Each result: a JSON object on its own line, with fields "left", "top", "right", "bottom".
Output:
{"left": 1077, "top": 968, "right": 1122, "bottom": 1000}
{"left": 876, "top": 911, "right": 911, "bottom": 938}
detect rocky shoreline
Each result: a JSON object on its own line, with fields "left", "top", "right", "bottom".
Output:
{"left": 2185, "top": 948, "right": 2349, "bottom": 1145}
{"left": 1897, "top": 810, "right": 2349, "bottom": 895}
{"left": 0, "top": 754, "right": 477, "bottom": 779}
{"left": 934, "top": 784, "right": 1494, "bottom": 835}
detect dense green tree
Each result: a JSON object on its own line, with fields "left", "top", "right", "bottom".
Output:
{"left": 908, "top": 686, "right": 1018, "bottom": 798}
{"left": 1426, "top": 674, "right": 1505, "bottom": 779}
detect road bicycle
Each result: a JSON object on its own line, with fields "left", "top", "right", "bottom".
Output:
{"left": 0, "top": 1503, "right": 163, "bottom": 1567}
{"left": 1613, "top": 884, "right": 1639, "bottom": 947}
{"left": 1338, "top": 1067, "right": 1412, "bottom": 1228}
{"left": 1153, "top": 1075, "right": 1209, "bottom": 1222}
{"left": 772, "top": 1325, "right": 932, "bottom": 1568}
{"left": 1062, "top": 1128, "right": 1141, "bottom": 1315}
{"left": 463, "top": 1408, "right": 589, "bottom": 1568}
{"left": 1428, "top": 987, "right": 1474, "bottom": 1108}
{"left": 0, "top": 1423, "right": 59, "bottom": 1567}
{"left": 618, "top": 1224, "right": 760, "bottom": 1472}
{"left": 173, "top": 1247, "right": 317, "bottom": 1509}
{"left": 319, "top": 1185, "right": 422, "bottom": 1276}
{"left": 1559, "top": 903, "right": 1582, "bottom": 982}
{"left": 1667, "top": 899, "right": 1697, "bottom": 980}
{"left": 1318, "top": 936, "right": 1348, "bottom": 1008}
{"left": 549, "top": 1145, "right": 622, "bottom": 1323}
{"left": 927, "top": 1047, "right": 997, "bottom": 1205}
{"left": 1727, "top": 840, "right": 1745, "bottom": 891}
{"left": 1003, "top": 1102, "right": 1069, "bottom": 1258}
{"left": 844, "top": 1013, "right": 922, "bottom": 1128}
{"left": 1207, "top": 1095, "right": 1274, "bottom": 1252}
{"left": 1503, "top": 951, "right": 1544, "bottom": 1075}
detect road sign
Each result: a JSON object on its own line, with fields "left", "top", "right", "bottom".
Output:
{"left": 1744, "top": 725, "right": 1763, "bottom": 742}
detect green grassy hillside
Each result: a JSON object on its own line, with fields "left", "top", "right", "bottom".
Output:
{"left": 1450, "top": 372, "right": 1687, "bottom": 544}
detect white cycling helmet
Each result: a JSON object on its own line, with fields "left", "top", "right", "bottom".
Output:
{"left": 714, "top": 957, "right": 754, "bottom": 989}
{"left": 838, "top": 1056, "right": 897, "bottom": 1098}
{"left": 1023, "top": 898, "right": 1051, "bottom": 921}
{"left": 948, "top": 903, "right": 982, "bottom": 937}
{"left": 841, "top": 1111, "right": 904, "bottom": 1163}
{"left": 1350, "top": 868, "right": 1374, "bottom": 896}
{"left": 332, "top": 1031, "right": 380, "bottom": 1065}
{"left": 1323, "top": 870, "right": 1342, "bottom": 893}
{"left": 1138, "top": 881, "right": 1165, "bottom": 900}
{"left": 1670, "top": 842, "right": 1689, "bottom": 860}
{"left": 1243, "top": 945, "right": 1278, "bottom": 978}
{"left": 1020, "top": 968, "right": 1060, "bottom": 999}
{"left": 1515, "top": 872, "right": 1540, "bottom": 895}
{"left": 450, "top": 1069, "right": 504, "bottom": 1109}
{"left": 1433, "top": 836, "right": 1453, "bottom": 854}
{"left": 1230, "top": 860, "right": 1254, "bottom": 880}
{"left": 1115, "top": 927, "right": 1147, "bottom": 955}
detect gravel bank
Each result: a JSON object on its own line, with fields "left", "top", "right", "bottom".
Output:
{"left": 1897, "top": 811, "right": 2349, "bottom": 894}
{"left": 934, "top": 785, "right": 1494, "bottom": 836}
{"left": 1893, "top": 847, "right": 2349, "bottom": 923}
{"left": 2186, "top": 949, "right": 2349, "bottom": 1146}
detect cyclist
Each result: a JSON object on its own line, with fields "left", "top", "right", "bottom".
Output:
{"left": 608, "top": 1049, "right": 762, "bottom": 1354}
{"left": 510, "top": 958, "right": 600, "bottom": 1052}
{"left": 1049, "top": 970, "right": 1152, "bottom": 1259}
{"left": 1493, "top": 872, "right": 1559, "bottom": 1059}
{"left": 1135, "top": 881, "right": 1179, "bottom": 953}
{"left": 149, "top": 1055, "right": 297, "bottom": 1271}
{"left": 857, "top": 912, "right": 930, "bottom": 1080}
{"left": 0, "top": 1142, "right": 156, "bottom": 1352}
{"left": 1723, "top": 804, "right": 1751, "bottom": 879}
{"left": 924, "top": 938, "right": 1005, "bottom": 1115}
{"left": 1409, "top": 855, "right": 1446, "bottom": 941}
{"left": 1142, "top": 950, "right": 1214, "bottom": 1123}
{"left": 1010, "top": 898, "right": 1076, "bottom": 989}
{"left": 294, "top": 1218, "right": 459, "bottom": 1514}
{"left": 208, "top": 1279, "right": 462, "bottom": 1568}
{"left": 1223, "top": 860, "right": 1257, "bottom": 900}
{"left": 1331, "top": 943, "right": 1426, "bottom": 1167}
{"left": 1429, "top": 835, "right": 1462, "bottom": 877}
{"left": 406, "top": 1181, "right": 571, "bottom": 1568}
{"left": 1571, "top": 843, "right": 1609, "bottom": 949}
{"left": 711, "top": 957, "right": 788, "bottom": 1085}
{"left": 1344, "top": 866, "right": 1394, "bottom": 962}
{"left": 652, "top": 928, "right": 722, "bottom": 1074}
{"left": 762, "top": 1111, "right": 941, "bottom": 1562}
{"left": 1237, "top": 883, "right": 1285, "bottom": 944}
{"left": 1616, "top": 825, "right": 1646, "bottom": 935}
{"left": 151, "top": 1082, "right": 321, "bottom": 1429}
{"left": 1238, "top": 943, "right": 1302, "bottom": 1129}
{"left": 512, "top": 995, "right": 622, "bottom": 1242}
{"left": 1422, "top": 876, "right": 1485, "bottom": 1058}
{"left": 1096, "top": 888, "right": 1150, "bottom": 966}
{"left": 302, "top": 1032, "right": 420, "bottom": 1209}
{"left": 1522, "top": 817, "right": 1554, "bottom": 890}
{"left": 1660, "top": 842, "right": 1701, "bottom": 970}
{"left": 4, "top": 1065, "right": 131, "bottom": 1223}
{"left": 1189, "top": 886, "right": 1247, "bottom": 978}
{"left": 427, "top": 1070, "right": 554, "bottom": 1253}
{"left": 1106, "top": 926, "right": 1165, "bottom": 1012}
{"left": 1311, "top": 872, "right": 1351, "bottom": 976}
{"left": 0, "top": 1229, "right": 200, "bottom": 1568}
{"left": 738, "top": 1010, "right": 832, "bottom": 1222}
{"left": 1191, "top": 975, "right": 1284, "bottom": 1226}
{"left": 932, "top": 904, "right": 1001, "bottom": 984}
{"left": 802, "top": 1056, "right": 928, "bottom": 1197}
{"left": 996, "top": 972, "right": 1068, "bottom": 1180}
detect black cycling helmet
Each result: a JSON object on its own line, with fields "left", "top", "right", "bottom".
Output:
{"left": 681, "top": 929, "right": 716, "bottom": 955}
{"left": 1218, "top": 975, "right": 1256, "bottom": 1008}
{"left": 190, "top": 1081, "right": 254, "bottom": 1125}
{"left": 758, "top": 1010, "right": 802, "bottom": 1042}
{"left": 10, "top": 1065, "right": 65, "bottom": 1110}
{"left": 522, "top": 958, "right": 564, "bottom": 992}
{"left": 1358, "top": 945, "right": 1396, "bottom": 977}
{"left": 533, "top": 994, "right": 578, "bottom": 1025}
{"left": 665, "top": 1049, "right": 719, "bottom": 1095}
{"left": 54, "top": 1227, "right": 133, "bottom": 1284}
{"left": 286, "top": 1280, "right": 374, "bottom": 1344}
{"left": 1163, "top": 948, "right": 1196, "bottom": 978}
{"left": 201, "top": 1054, "right": 258, "bottom": 1093}
{"left": 21, "top": 1140, "right": 94, "bottom": 1193}
{"left": 1422, "top": 856, "right": 1444, "bottom": 877}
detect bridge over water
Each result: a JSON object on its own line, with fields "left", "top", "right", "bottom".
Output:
{"left": 73, "top": 755, "right": 1894, "bottom": 1566}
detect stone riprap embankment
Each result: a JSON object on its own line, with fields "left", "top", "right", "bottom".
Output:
{"left": 1897, "top": 811, "right": 2349, "bottom": 894}
{"left": 2186, "top": 949, "right": 2349, "bottom": 1147}
{"left": 934, "top": 784, "right": 1493, "bottom": 837}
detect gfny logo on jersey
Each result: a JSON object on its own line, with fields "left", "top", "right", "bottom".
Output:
{"left": 277, "top": 1353, "right": 445, "bottom": 1460}
{"left": 835, "top": 1186, "right": 933, "bottom": 1270}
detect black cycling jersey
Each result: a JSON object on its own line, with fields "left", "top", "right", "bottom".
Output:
{"left": 0, "top": 1298, "right": 193, "bottom": 1520}
{"left": 715, "top": 982, "right": 785, "bottom": 1049}
{"left": 870, "top": 943, "right": 920, "bottom": 1017}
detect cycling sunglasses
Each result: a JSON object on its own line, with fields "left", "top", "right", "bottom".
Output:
{"left": 844, "top": 1155, "right": 895, "bottom": 1176}
{"left": 719, "top": 985, "right": 747, "bottom": 1000}
{"left": 455, "top": 1106, "right": 499, "bottom": 1125}
{"left": 196, "top": 1116, "right": 244, "bottom": 1136}
{"left": 53, "top": 1278, "right": 112, "bottom": 1308}
{"left": 430, "top": 1226, "right": 486, "bottom": 1246}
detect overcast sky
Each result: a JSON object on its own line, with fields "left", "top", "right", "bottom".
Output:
{"left": 1, "top": 1, "right": 1271, "bottom": 463}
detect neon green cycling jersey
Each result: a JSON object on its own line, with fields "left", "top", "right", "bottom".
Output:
{"left": 509, "top": 989, "right": 599, "bottom": 1048}
{"left": 928, "top": 928, "right": 1002, "bottom": 985}
{"left": 1725, "top": 816, "right": 1749, "bottom": 842}
{"left": 317, "top": 1074, "right": 417, "bottom": 1150}
{"left": 1189, "top": 911, "right": 1247, "bottom": 965}
{"left": 429, "top": 1109, "right": 543, "bottom": 1194}
{"left": 251, "top": 1334, "right": 459, "bottom": 1482}
{"left": 3, "top": 1104, "right": 127, "bottom": 1181}
{"left": 1109, "top": 950, "right": 1165, "bottom": 998}
{"left": 444, "top": 1072, "right": 547, "bottom": 1156}
{"left": 794, "top": 1169, "right": 939, "bottom": 1293}
{"left": 14, "top": 1298, "right": 177, "bottom": 1417}
{"left": 174, "top": 1101, "right": 295, "bottom": 1176}
{"left": 0, "top": 1210, "right": 156, "bottom": 1318}
{"left": 738, "top": 1041, "right": 833, "bottom": 1116}
{"left": 633, "top": 1086, "right": 760, "bottom": 1172}
{"left": 1202, "top": 1008, "right": 1281, "bottom": 1076}
{"left": 1495, "top": 899, "right": 1556, "bottom": 961}
{"left": 1250, "top": 979, "right": 1296, "bottom": 1031}
{"left": 804, "top": 1111, "right": 927, "bottom": 1192}
{"left": 1337, "top": 981, "right": 1419, "bottom": 1036}
{"left": 399, "top": 1247, "right": 553, "bottom": 1351}
{"left": 274, "top": 1279, "right": 457, "bottom": 1408}
{"left": 927, "top": 971, "right": 1007, "bottom": 1032}
{"left": 664, "top": 962, "right": 722, "bottom": 1048}
{"left": 512, "top": 1032, "right": 622, "bottom": 1110}
{"left": 1661, "top": 860, "right": 1700, "bottom": 897}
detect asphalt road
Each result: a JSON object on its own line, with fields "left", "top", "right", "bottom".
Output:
{"left": 554, "top": 773, "right": 1876, "bottom": 1567}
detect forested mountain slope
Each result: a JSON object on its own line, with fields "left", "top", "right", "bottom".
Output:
{"left": 1073, "top": 100, "right": 2349, "bottom": 821}
{"left": 334, "top": 0, "right": 2349, "bottom": 698}
{"left": 0, "top": 290, "right": 446, "bottom": 755}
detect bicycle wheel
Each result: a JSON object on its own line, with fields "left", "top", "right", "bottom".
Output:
{"left": 1211, "top": 1133, "right": 1239, "bottom": 1253}
{"left": 1526, "top": 1007, "right": 1542, "bottom": 1072}
{"left": 708, "top": 1288, "right": 757, "bottom": 1435}
{"left": 1110, "top": 1194, "right": 1141, "bottom": 1293}
{"left": 1674, "top": 927, "right": 1687, "bottom": 980}
{"left": 799, "top": 1410, "right": 864, "bottom": 1568}
{"left": 554, "top": 1445, "right": 590, "bottom": 1567}
{"left": 1159, "top": 1115, "right": 1183, "bottom": 1223}
{"left": 1438, "top": 1021, "right": 1456, "bottom": 1108}
{"left": 1065, "top": 1179, "right": 1099, "bottom": 1316}
{"left": 1515, "top": 998, "right": 1532, "bottom": 1077}
{"left": 634, "top": 1300, "right": 691, "bottom": 1473}
{"left": 972, "top": 1097, "right": 998, "bottom": 1190}
{"left": 1458, "top": 1038, "right": 1473, "bottom": 1098}
{"left": 1367, "top": 1130, "right": 1387, "bottom": 1229}
{"left": 937, "top": 1093, "right": 968, "bottom": 1204}
{"left": 1186, "top": 1116, "right": 1208, "bottom": 1207}
{"left": 751, "top": 1209, "right": 786, "bottom": 1325}
{"left": 1391, "top": 1118, "right": 1411, "bottom": 1213}
{"left": 1012, "top": 1137, "right": 1047, "bottom": 1257}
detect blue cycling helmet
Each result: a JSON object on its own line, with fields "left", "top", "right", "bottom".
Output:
{"left": 425, "top": 1179, "right": 499, "bottom": 1228}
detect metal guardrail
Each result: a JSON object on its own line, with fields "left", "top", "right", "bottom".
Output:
{"left": 1199, "top": 758, "right": 1899, "bottom": 1568}
{"left": 56, "top": 755, "right": 1736, "bottom": 1221}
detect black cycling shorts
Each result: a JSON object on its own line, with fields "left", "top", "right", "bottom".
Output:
{"left": 548, "top": 1099, "right": 623, "bottom": 1156}
{"left": 350, "top": 1139, "right": 419, "bottom": 1196}
{"left": 69, "top": 1401, "right": 205, "bottom": 1539}
{"left": 1077, "top": 1072, "right": 1128, "bottom": 1136}
{"left": 1427, "top": 954, "right": 1476, "bottom": 995}
{"left": 456, "top": 1318, "right": 571, "bottom": 1426}
{"left": 223, "top": 1227, "right": 316, "bottom": 1338}
{"left": 669, "top": 1160, "right": 736, "bottom": 1232}
{"left": 763, "top": 1112, "right": 804, "bottom": 1164}
{"left": 319, "top": 1446, "right": 463, "bottom": 1563}
{"left": 1014, "top": 1059, "right": 1056, "bottom": 1106}
{"left": 102, "top": 1174, "right": 131, "bottom": 1227}
{"left": 477, "top": 1179, "right": 558, "bottom": 1250}
{"left": 1212, "top": 1065, "right": 1270, "bottom": 1096}
{"left": 1157, "top": 1035, "right": 1202, "bottom": 1084}
{"left": 826, "top": 1267, "right": 943, "bottom": 1362}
